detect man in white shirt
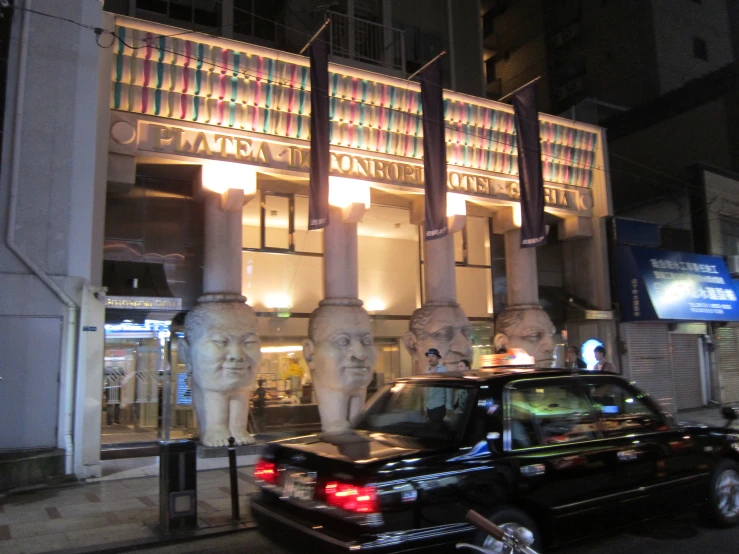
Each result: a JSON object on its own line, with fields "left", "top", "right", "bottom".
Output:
{"left": 424, "top": 348, "right": 453, "bottom": 422}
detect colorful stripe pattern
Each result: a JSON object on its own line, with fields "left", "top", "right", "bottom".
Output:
{"left": 112, "top": 25, "right": 599, "bottom": 188}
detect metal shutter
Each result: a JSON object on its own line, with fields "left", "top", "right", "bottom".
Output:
{"left": 626, "top": 323, "right": 676, "bottom": 414}
{"left": 671, "top": 334, "right": 703, "bottom": 410}
{"left": 717, "top": 327, "right": 739, "bottom": 404}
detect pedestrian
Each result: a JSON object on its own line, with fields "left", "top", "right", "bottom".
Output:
{"left": 454, "top": 359, "right": 472, "bottom": 413}
{"left": 424, "top": 348, "right": 453, "bottom": 422}
{"left": 566, "top": 345, "right": 588, "bottom": 369}
{"left": 593, "top": 345, "right": 616, "bottom": 373}
{"left": 252, "top": 379, "right": 267, "bottom": 432}
{"left": 456, "top": 359, "right": 471, "bottom": 371}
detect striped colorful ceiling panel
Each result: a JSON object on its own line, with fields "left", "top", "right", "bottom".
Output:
{"left": 111, "top": 25, "right": 599, "bottom": 188}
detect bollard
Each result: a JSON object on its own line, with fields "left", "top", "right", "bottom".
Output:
{"left": 228, "top": 436, "right": 240, "bottom": 521}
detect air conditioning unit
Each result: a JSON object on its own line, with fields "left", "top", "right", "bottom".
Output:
{"left": 727, "top": 255, "right": 739, "bottom": 277}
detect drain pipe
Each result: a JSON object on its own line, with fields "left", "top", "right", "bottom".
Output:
{"left": 6, "top": 0, "right": 79, "bottom": 476}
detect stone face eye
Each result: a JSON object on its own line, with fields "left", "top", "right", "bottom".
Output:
{"left": 336, "top": 337, "right": 350, "bottom": 347}
{"left": 361, "top": 336, "right": 373, "bottom": 346}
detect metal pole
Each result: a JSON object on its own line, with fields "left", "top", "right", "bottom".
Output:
{"left": 497, "top": 75, "right": 542, "bottom": 103}
{"left": 299, "top": 18, "right": 331, "bottom": 55}
{"left": 227, "top": 437, "right": 240, "bottom": 520}
{"left": 407, "top": 50, "right": 447, "bottom": 81}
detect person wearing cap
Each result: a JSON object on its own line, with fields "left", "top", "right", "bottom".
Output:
{"left": 424, "top": 348, "right": 453, "bottom": 422}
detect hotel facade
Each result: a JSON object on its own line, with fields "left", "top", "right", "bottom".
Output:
{"left": 0, "top": 0, "right": 614, "bottom": 487}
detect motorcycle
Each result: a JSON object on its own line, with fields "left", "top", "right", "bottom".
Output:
{"left": 457, "top": 510, "right": 540, "bottom": 554}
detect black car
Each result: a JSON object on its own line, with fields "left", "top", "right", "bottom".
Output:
{"left": 251, "top": 368, "right": 739, "bottom": 553}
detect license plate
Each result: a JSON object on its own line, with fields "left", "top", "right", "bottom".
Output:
{"left": 283, "top": 471, "right": 316, "bottom": 501}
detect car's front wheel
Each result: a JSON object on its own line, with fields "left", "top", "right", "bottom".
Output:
{"left": 709, "top": 459, "right": 739, "bottom": 527}
{"left": 474, "top": 506, "right": 542, "bottom": 553}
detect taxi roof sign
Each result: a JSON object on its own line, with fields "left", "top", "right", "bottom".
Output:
{"left": 479, "top": 348, "right": 535, "bottom": 369}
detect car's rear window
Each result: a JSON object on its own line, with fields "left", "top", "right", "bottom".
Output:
{"left": 354, "top": 382, "right": 474, "bottom": 444}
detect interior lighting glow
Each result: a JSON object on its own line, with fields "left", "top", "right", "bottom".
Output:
{"left": 260, "top": 345, "right": 303, "bottom": 353}
{"left": 513, "top": 204, "right": 522, "bottom": 228}
{"left": 328, "top": 177, "right": 371, "bottom": 209}
{"left": 264, "top": 294, "right": 292, "bottom": 309}
{"left": 446, "top": 193, "right": 467, "bottom": 217}
{"left": 201, "top": 162, "right": 257, "bottom": 195}
{"left": 365, "top": 298, "right": 386, "bottom": 312}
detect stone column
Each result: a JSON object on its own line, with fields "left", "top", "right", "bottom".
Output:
{"left": 203, "top": 192, "right": 244, "bottom": 296}
{"left": 303, "top": 206, "right": 375, "bottom": 434}
{"left": 324, "top": 205, "right": 358, "bottom": 300}
{"left": 504, "top": 228, "right": 538, "bottom": 305}
{"left": 423, "top": 231, "right": 457, "bottom": 303}
{"left": 493, "top": 209, "right": 555, "bottom": 367}
{"left": 183, "top": 187, "right": 261, "bottom": 448}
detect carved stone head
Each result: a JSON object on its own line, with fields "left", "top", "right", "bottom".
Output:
{"left": 302, "top": 303, "right": 376, "bottom": 394}
{"left": 180, "top": 301, "right": 261, "bottom": 392}
{"left": 493, "top": 305, "right": 555, "bottom": 368}
{"left": 403, "top": 303, "right": 473, "bottom": 372}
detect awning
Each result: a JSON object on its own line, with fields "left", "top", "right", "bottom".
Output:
{"left": 615, "top": 246, "right": 739, "bottom": 322}
{"left": 103, "top": 260, "right": 175, "bottom": 297}
{"left": 102, "top": 261, "right": 182, "bottom": 323}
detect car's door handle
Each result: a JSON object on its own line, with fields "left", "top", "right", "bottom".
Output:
{"left": 617, "top": 449, "right": 638, "bottom": 461}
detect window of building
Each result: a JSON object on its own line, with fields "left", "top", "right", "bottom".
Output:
{"left": 581, "top": 378, "right": 667, "bottom": 437}
{"left": 693, "top": 36, "right": 708, "bottom": 60}
{"left": 507, "top": 381, "right": 598, "bottom": 449}
{"left": 136, "top": 0, "right": 219, "bottom": 27}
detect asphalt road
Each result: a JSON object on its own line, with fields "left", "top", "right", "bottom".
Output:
{"left": 134, "top": 511, "right": 739, "bottom": 554}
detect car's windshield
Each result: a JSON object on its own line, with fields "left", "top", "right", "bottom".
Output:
{"left": 353, "top": 381, "right": 475, "bottom": 444}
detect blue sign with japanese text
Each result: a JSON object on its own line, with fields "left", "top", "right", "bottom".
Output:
{"left": 617, "top": 246, "right": 739, "bottom": 322}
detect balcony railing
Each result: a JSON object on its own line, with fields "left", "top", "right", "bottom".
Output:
{"left": 327, "top": 10, "right": 406, "bottom": 76}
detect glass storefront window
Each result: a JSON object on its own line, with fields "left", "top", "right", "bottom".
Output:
{"left": 294, "top": 196, "right": 323, "bottom": 253}
{"left": 242, "top": 191, "right": 261, "bottom": 249}
{"left": 358, "top": 205, "right": 421, "bottom": 316}
{"left": 264, "top": 193, "right": 292, "bottom": 250}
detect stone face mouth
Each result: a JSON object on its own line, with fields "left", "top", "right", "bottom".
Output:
{"left": 223, "top": 365, "right": 249, "bottom": 371}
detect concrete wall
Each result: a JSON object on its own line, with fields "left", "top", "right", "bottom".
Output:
{"left": 581, "top": 0, "right": 660, "bottom": 108}
{"left": 651, "top": 0, "right": 734, "bottom": 95}
{"left": 0, "top": 0, "right": 108, "bottom": 465}
{"left": 609, "top": 98, "right": 733, "bottom": 213}
{"left": 702, "top": 168, "right": 739, "bottom": 256}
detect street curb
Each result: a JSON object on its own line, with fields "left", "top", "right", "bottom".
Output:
{"left": 53, "top": 520, "right": 259, "bottom": 554}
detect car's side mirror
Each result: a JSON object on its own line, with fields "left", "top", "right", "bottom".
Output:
{"left": 722, "top": 406, "right": 739, "bottom": 424}
{"left": 486, "top": 432, "right": 501, "bottom": 454}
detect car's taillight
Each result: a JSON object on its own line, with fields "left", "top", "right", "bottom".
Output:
{"left": 324, "top": 481, "right": 379, "bottom": 513}
{"left": 254, "top": 458, "right": 277, "bottom": 485}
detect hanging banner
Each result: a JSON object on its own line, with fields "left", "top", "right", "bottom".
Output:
{"left": 308, "top": 28, "right": 330, "bottom": 230}
{"left": 420, "top": 59, "right": 448, "bottom": 240}
{"left": 512, "top": 83, "right": 547, "bottom": 248}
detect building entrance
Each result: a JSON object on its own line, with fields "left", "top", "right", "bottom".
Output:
{"left": 101, "top": 316, "right": 194, "bottom": 450}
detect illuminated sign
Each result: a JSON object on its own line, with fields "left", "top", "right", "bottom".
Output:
{"left": 616, "top": 246, "right": 739, "bottom": 322}
{"left": 177, "top": 373, "right": 192, "bottom": 406}
{"left": 105, "top": 296, "right": 183, "bottom": 311}
{"left": 134, "top": 120, "right": 592, "bottom": 212}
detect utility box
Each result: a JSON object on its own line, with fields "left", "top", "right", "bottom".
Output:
{"left": 159, "top": 440, "right": 197, "bottom": 532}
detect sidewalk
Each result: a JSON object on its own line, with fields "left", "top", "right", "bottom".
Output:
{"left": 0, "top": 452, "right": 261, "bottom": 554}
{"left": 676, "top": 405, "right": 738, "bottom": 428}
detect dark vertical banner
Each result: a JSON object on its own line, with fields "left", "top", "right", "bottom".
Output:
{"left": 511, "top": 83, "right": 546, "bottom": 247}
{"left": 420, "top": 59, "right": 448, "bottom": 240}
{"left": 308, "top": 29, "right": 330, "bottom": 230}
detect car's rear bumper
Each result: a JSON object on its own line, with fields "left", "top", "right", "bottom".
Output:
{"left": 250, "top": 495, "right": 473, "bottom": 553}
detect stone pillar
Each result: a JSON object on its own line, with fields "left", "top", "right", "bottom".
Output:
{"left": 203, "top": 192, "right": 243, "bottom": 295}
{"left": 423, "top": 231, "right": 457, "bottom": 303}
{"left": 183, "top": 187, "right": 260, "bottom": 448}
{"left": 493, "top": 208, "right": 555, "bottom": 368}
{"left": 323, "top": 206, "right": 358, "bottom": 300}
{"left": 303, "top": 205, "right": 375, "bottom": 434}
{"left": 504, "top": 229, "right": 538, "bottom": 305}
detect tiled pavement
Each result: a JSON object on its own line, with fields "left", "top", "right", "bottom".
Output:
{"left": 0, "top": 455, "right": 260, "bottom": 554}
